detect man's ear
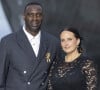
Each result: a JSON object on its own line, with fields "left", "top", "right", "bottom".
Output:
{"left": 22, "top": 15, "right": 25, "bottom": 20}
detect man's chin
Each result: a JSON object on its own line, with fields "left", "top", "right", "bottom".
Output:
{"left": 30, "top": 27, "right": 40, "bottom": 32}
{"left": 31, "top": 26, "right": 37, "bottom": 29}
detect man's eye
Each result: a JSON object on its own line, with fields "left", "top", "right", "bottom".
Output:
{"left": 29, "top": 14, "right": 33, "bottom": 16}
{"left": 27, "top": 13, "right": 32, "bottom": 16}
{"left": 37, "top": 13, "right": 42, "bottom": 17}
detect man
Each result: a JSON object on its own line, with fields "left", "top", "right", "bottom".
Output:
{"left": 0, "top": 2, "right": 60, "bottom": 90}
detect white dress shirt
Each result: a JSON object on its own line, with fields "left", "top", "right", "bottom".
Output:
{"left": 23, "top": 26, "right": 41, "bottom": 57}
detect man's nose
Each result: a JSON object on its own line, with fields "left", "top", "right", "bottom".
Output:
{"left": 32, "top": 15, "right": 37, "bottom": 20}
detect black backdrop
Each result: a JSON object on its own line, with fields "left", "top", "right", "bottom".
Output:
{"left": 1, "top": 0, "right": 100, "bottom": 89}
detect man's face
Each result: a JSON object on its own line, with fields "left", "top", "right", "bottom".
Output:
{"left": 24, "top": 5, "right": 43, "bottom": 33}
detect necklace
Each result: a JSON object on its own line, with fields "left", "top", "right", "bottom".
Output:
{"left": 65, "top": 53, "right": 81, "bottom": 63}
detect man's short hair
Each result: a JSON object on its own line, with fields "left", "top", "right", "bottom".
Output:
{"left": 24, "top": 2, "right": 43, "bottom": 13}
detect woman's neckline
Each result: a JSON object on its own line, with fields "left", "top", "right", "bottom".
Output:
{"left": 64, "top": 53, "right": 82, "bottom": 63}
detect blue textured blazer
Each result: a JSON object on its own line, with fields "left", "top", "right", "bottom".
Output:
{"left": 0, "top": 29, "right": 60, "bottom": 90}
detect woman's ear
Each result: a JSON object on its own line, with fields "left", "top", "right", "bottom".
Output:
{"left": 77, "top": 38, "right": 80, "bottom": 46}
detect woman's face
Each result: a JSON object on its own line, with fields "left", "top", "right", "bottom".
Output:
{"left": 60, "top": 30, "right": 80, "bottom": 54}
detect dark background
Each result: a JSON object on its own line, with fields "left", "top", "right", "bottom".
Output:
{"left": 1, "top": 0, "right": 100, "bottom": 89}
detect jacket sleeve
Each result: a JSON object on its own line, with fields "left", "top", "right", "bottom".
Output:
{"left": 0, "top": 39, "right": 9, "bottom": 90}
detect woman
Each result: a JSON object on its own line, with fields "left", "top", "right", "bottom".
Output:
{"left": 47, "top": 27, "right": 97, "bottom": 90}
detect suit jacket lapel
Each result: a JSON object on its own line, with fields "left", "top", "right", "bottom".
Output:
{"left": 37, "top": 31, "right": 48, "bottom": 61}
{"left": 16, "top": 29, "right": 36, "bottom": 60}
{"left": 27, "top": 31, "right": 49, "bottom": 82}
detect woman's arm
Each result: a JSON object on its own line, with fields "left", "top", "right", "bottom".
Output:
{"left": 82, "top": 59, "right": 97, "bottom": 90}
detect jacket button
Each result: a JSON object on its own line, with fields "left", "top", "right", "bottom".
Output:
{"left": 41, "top": 82, "right": 44, "bottom": 86}
{"left": 27, "top": 82, "right": 31, "bottom": 85}
{"left": 23, "top": 71, "right": 27, "bottom": 74}
{"left": 44, "top": 71, "right": 47, "bottom": 74}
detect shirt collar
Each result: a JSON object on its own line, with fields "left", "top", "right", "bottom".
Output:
{"left": 23, "top": 25, "right": 41, "bottom": 41}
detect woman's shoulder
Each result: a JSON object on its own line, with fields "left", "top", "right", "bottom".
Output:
{"left": 80, "top": 54, "right": 97, "bottom": 71}
{"left": 80, "top": 54, "right": 94, "bottom": 63}
{"left": 78, "top": 54, "right": 96, "bottom": 68}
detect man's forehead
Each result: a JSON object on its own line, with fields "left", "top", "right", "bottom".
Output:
{"left": 26, "top": 5, "right": 42, "bottom": 11}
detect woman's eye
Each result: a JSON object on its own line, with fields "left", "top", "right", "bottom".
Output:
{"left": 61, "top": 39, "right": 64, "bottom": 42}
{"left": 68, "top": 38, "right": 72, "bottom": 40}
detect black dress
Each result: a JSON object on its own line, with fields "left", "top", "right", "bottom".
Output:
{"left": 47, "top": 54, "right": 97, "bottom": 90}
